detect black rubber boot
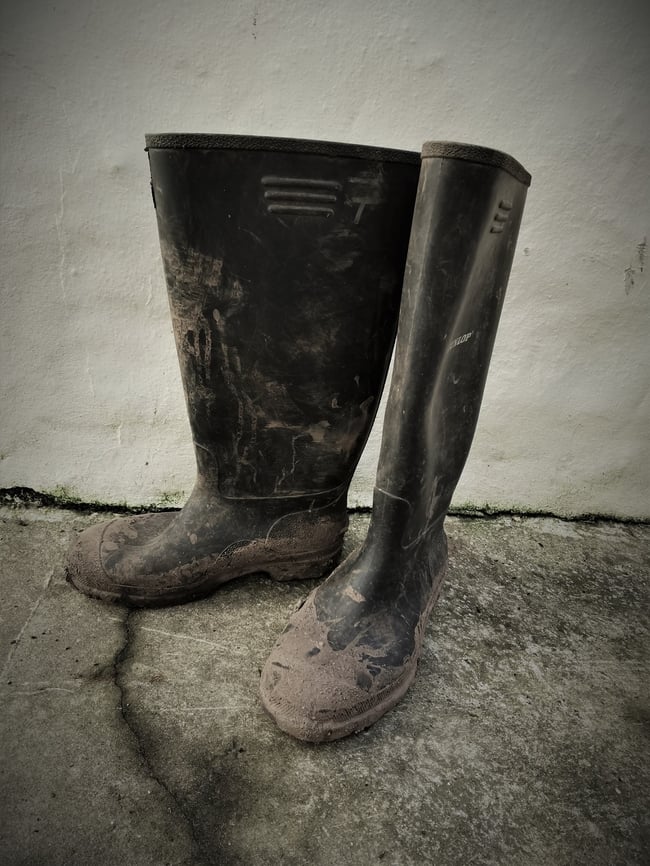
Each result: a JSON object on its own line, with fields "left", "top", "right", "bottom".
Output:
{"left": 66, "top": 134, "right": 420, "bottom": 606}
{"left": 260, "top": 141, "right": 531, "bottom": 741}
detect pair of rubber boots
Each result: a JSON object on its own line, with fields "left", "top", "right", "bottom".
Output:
{"left": 67, "top": 134, "right": 531, "bottom": 742}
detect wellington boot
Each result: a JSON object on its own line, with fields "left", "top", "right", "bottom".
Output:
{"left": 260, "top": 141, "right": 531, "bottom": 741}
{"left": 66, "top": 134, "right": 420, "bottom": 606}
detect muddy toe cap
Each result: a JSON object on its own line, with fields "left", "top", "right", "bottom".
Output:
{"left": 65, "top": 519, "right": 120, "bottom": 601}
{"left": 259, "top": 595, "right": 416, "bottom": 743}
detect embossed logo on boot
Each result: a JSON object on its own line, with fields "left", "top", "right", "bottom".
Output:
{"left": 449, "top": 331, "right": 474, "bottom": 350}
{"left": 261, "top": 176, "right": 341, "bottom": 217}
{"left": 490, "top": 199, "right": 513, "bottom": 234}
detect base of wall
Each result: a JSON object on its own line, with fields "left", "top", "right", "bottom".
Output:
{"left": 2, "top": 487, "right": 647, "bottom": 526}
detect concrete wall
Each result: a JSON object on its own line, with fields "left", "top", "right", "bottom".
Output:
{"left": 1, "top": 0, "right": 648, "bottom": 519}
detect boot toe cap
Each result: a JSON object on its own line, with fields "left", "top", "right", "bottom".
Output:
{"left": 66, "top": 519, "right": 121, "bottom": 602}
{"left": 66, "top": 512, "right": 179, "bottom": 605}
{"left": 260, "top": 595, "right": 416, "bottom": 743}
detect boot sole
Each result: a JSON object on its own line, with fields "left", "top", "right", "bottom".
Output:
{"left": 67, "top": 544, "right": 343, "bottom": 608}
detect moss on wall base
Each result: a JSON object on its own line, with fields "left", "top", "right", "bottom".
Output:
{"left": 0, "top": 487, "right": 178, "bottom": 514}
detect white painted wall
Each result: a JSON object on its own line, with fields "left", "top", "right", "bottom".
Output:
{"left": 1, "top": 0, "right": 648, "bottom": 519}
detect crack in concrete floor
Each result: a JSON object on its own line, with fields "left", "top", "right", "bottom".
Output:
{"left": 113, "top": 610, "right": 212, "bottom": 866}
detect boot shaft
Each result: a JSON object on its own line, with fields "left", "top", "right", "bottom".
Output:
{"left": 146, "top": 134, "right": 420, "bottom": 499}
{"left": 375, "top": 142, "right": 531, "bottom": 548}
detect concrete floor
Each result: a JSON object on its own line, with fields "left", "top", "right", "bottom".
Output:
{"left": 0, "top": 506, "right": 648, "bottom": 866}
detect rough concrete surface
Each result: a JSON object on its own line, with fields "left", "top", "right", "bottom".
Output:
{"left": 1, "top": 506, "right": 648, "bottom": 866}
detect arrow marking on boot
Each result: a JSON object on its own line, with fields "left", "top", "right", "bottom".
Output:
{"left": 348, "top": 173, "right": 382, "bottom": 224}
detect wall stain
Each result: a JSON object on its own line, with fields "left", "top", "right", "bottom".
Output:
{"left": 624, "top": 236, "right": 647, "bottom": 295}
